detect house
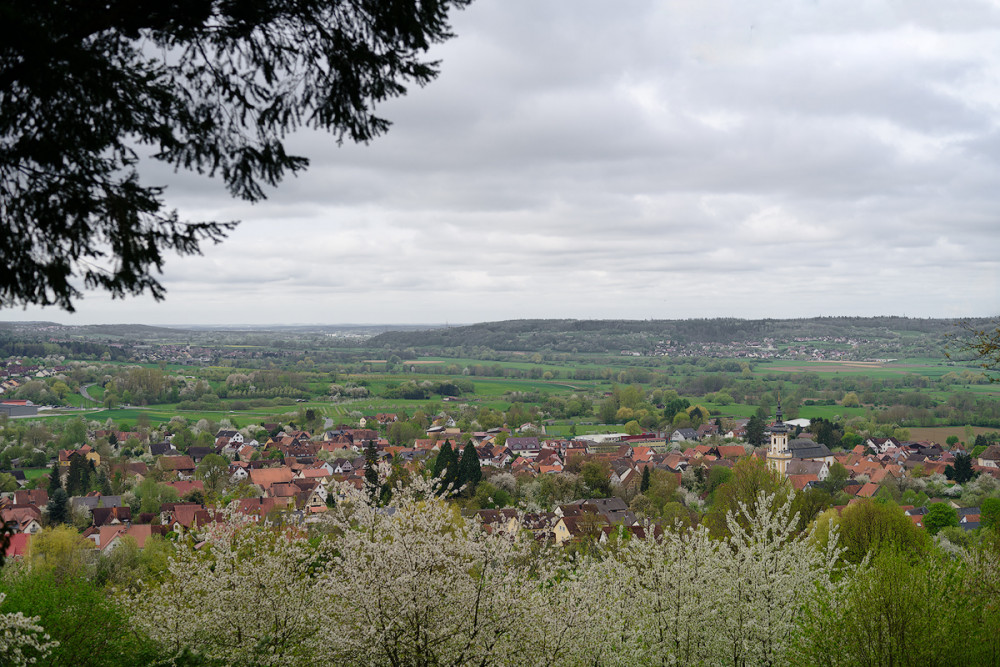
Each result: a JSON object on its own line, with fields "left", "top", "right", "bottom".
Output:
{"left": 102, "top": 524, "right": 155, "bottom": 553}
{"left": 670, "top": 428, "right": 699, "bottom": 443}
{"left": 158, "top": 455, "right": 197, "bottom": 480}
{"left": 786, "top": 459, "right": 829, "bottom": 481}
{"left": 295, "top": 464, "right": 333, "bottom": 482}
{"left": 609, "top": 460, "right": 641, "bottom": 491}
{"left": 2, "top": 533, "right": 31, "bottom": 559}
{"left": 150, "top": 441, "right": 177, "bottom": 457}
{"left": 216, "top": 429, "right": 244, "bottom": 445}
{"left": 475, "top": 509, "right": 520, "bottom": 535}
{"left": 787, "top": 474, "right": 819, "bottom": 491}
{"left": 856, "top": 482, "right": 880, "bottom": 498}
{"left": 58, "top": 444, "right": 100, "bottom": 468}
{"left": 83, "top": 524, "right": 155, "bottom": 553}
{"left": 553, "top": 513, "right": 610, "bottom": 545}
{"left": 165, "top": 480, "right": 205, "bottom": 497}
{"left": 866, "top": 437, "right": 901, "bottom": 455}
{"left": 233, "top": 497, "right": 280, "bottom": 521}
{"left": 248, "top": 466, "right": 295, "bottom": 495}
{"left": 13, "top": 489, "right": 47, "bottom": 507}
{"left": 696, "top": 422, "right": 720, "bottom": 439}
{"left": 161, "top": 503, "right": 214, "bottom": 533}
{"left": 577, "top": 497, "right": 639, "bottom": 527}
{"left": 716, "top": 445, "right": 746, "bottom": 461}
{"left": 329, "top": 458, "right": 353, "bottom": 474}
{"left": 229, "top": 462, "right": 250, "bottom": 483}
{"left": 91, "top": 506, "right": 132, "bottom": 526}
{"left": 506, "top": 437, "right": 541, "bottom": 458}
{"left": 0, "top": 506, "right": 42, "bottom": 534}
{"left": 978, "top": 445, "right": 1000, "bottom": 468}
{"left": 187, "top": 446, "right": 215, "bottom": 463}
{"left": 70, "top": 494, "right": 123, "bottom": 513}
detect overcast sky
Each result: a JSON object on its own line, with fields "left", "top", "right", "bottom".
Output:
{"left": 7, "top": 0, "right": 1000, "bottom": 326}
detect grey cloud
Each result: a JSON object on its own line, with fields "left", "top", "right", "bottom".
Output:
{"left": 8, "top": 0, "right": 1000, "bottom": 325}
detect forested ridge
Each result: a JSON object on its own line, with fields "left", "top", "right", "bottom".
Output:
{"left": 367, "top": 316, "right": 985, "bottom": 353}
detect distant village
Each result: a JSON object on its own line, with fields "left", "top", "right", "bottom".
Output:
{"left": 4, "top": 401, "right": 998, "bottom": 558}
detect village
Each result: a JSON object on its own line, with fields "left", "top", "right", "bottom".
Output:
{"left": 4, "top": 401, "right": 998, "bottom": 559}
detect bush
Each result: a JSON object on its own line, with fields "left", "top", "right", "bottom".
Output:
{"left": 0, "top": 571, "right": 161, "bottom": 666}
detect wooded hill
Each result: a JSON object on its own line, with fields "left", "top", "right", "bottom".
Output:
{"left": 366, "top": 316, "right": 990, "bottom": 354}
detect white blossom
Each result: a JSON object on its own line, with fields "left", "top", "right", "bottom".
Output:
{"left": 0, "top": 593, "right": 58, "bottom": 667}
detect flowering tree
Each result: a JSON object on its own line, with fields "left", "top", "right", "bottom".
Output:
{"left": 715, "top": 492, "right": 842, "bottom": 666}
{"left": 320, "top": 477, "right": 580, "bottom": 666}
{"left": 125, "top": 479, "right": 846, "bottom": 666}
{"left": 127, "top": 514, "right": 334, "bottom": 666}
{"left": 0, "top": 593, "right": 58, "bottom": 667}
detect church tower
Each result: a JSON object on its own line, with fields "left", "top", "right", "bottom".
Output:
{"left": 766, "top": 401, "right": 791, "bottom": 476}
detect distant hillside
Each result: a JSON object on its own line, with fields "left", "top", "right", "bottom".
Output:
{"left": 366, "top": 317, "right": 987, "bottom": 354}
{"left": 79, "top": 324, "right": 195, "bottom": 338}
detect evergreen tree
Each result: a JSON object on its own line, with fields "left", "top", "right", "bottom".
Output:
{"left": 46, "top": 488, "right": 69, "bottom": 525}
{"left": 445, "top": 442, "right": 461, "bottom": 492}
{"left": 945, "top": 453, "right": 975, "bottom": 484}
{"left": 48, "top": 460, "right": 62, "bottom": 492}
{"left": 431, "top": 440, "right": 452, "bottom": 482}
{"left": 746, "top": 415, "right": 766, "bottom": 448}
{"left": 66, "top": 454, "right": 90, "bottom": 497}
{"left": 364, "top": 441, "right": 379, "bottom": 503}
{"left": 96, "top": 468, "right": 112, "bottom": 496}
{"left": 458, "top": 442, "right": 482, "bottom": 494}
{"left": 641, "top": 465, "right": 651, "bottom": 493}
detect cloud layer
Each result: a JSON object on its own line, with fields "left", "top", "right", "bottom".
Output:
{"left": 8, "top": 0, "right": 1000, "bottom": 324}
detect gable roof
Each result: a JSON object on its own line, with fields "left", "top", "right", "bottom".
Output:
{"left": 788, "top": 439, "right": 833, "bottom": 460}
{"left": 248, "top": 466, "right": 295, "bottom": 491}
{"left": 158, "top": 455, "right": 196, "bottom": 471}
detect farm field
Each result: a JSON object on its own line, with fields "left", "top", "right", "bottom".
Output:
{"left": 757, "top": 358, "right": 958, "bottom": 379}
{"left": 908, "top": 426, "right": 999, "bottom": 445}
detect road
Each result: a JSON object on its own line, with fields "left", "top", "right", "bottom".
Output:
{"left": 80, "top": 383, "right": 99, "bottom": 403}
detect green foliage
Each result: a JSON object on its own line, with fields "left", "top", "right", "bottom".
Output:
{"left": 790, "top": 487, "right": 833, "bottom": 532}
{"left": 431, "top": 440, "right": 460, "bottom": 494}
{"left": 832, "top": 499, "right": 929, "bottom": 564}
{"left": 65, "top": 453, "right": 93, "bottom": 497}
{"left": 704, "top": 457, "right": 788, "bottom": 538}
{"left": 44, "top": 488, "right": 69, "bottom": 526}
{"left": 135, "top": 479, "right": 179, "bottom": 515}
{"left": 26, "top": 525, "right": 95, "bottom": 581}
{"left": 809, "top": 417, "right": 844, "bottom": 449}
{"left": 581, "top": 460, "right": 612, "bottom": 498}
{"left": 821, "top": 461, "right": 850, "bottom": 494}
{"left": 945, "top": 452, "right": 975, "bottom": 484}
{"left": 457, "top": 441, "right": 482, "bottom": 494}
{"left": 745, "top": 414, "right": 765, "bottom": 447}
{"left": 793, "top": 547, "right": 1000, "bottom": 666}
{"left": 364, "top": 441, "right": 379, "bottom": 503}
{"left": 981, "top": 497, "right": 1000, "bottom": 531}
{"left": 0, "top": 472, "right": 18, "bottom": 492}
{"left": 924, "top": 502, "right": 959, "bottom": 535}
{"left": 470, "top": 482, "right": 512, "bottom": 509}
{"left": 195, "top": 453, "right": 229, "bottom": 498}
{"left": 706, "top": 466, "right": 733, "bottom": 495}
{"left": 0, "top": 571, "right": 161, "bottom": 666}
